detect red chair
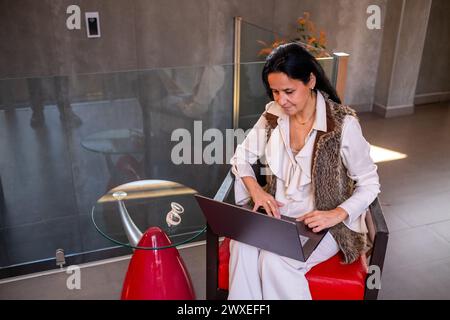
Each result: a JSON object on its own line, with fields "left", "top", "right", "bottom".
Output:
{"left": 206, "top": 171, "right": 389, "bottom": 300}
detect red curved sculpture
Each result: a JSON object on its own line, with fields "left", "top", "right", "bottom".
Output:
{"left": 121, "top": 227, "right": 196, "bottom": 300}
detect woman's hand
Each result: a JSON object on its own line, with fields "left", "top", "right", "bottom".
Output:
{"left": 250, "top": 187, "right": 284, "bottom": 219}
{"left": 296, "top": 207, "right": 349, "bottom": 233}
{"left": 241, "top": 176, "right": 284, "bottom": 218}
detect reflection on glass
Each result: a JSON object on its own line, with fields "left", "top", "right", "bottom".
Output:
{"left": 0, "top": 64, "right": 231, "bottom": 270}
{"left": 240, "top": 21, "right": 281, "bottom": 63}
{"left": 27, "top": 76, "right": 82, "bottom": 129}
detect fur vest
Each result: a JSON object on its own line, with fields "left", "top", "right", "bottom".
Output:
{"left": 258, "top": 91, "right": 366, "bottom": 264}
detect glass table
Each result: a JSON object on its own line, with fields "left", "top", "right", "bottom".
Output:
{"left": 91, "top": 179, "right": 206, "bottom": 250}
{"left": 81, "top": 129, "right": 145, "bottom": 187}
{"left": 91, "top": 179, "right": 206, "bottom": 299}
{"left": 82, "top": 128, "right": 145, "bottom": 155}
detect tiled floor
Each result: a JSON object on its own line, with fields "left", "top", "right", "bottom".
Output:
{"left": 359, "top": 102, "right": 450, "bottom": 299}
{"left": 1, "top": 101, "right": 450, "bottom": 299}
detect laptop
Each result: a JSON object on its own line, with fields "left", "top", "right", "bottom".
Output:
{"left": 195, "top": 194, "right": 328, "bottom": 262}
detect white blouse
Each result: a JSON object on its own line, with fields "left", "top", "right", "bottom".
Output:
{"left": 230, "top": 91, "right": 380, "bottom": 233}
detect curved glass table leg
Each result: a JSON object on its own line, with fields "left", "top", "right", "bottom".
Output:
{"left": 113, "top": 191, "right": 142, "bottom": 247}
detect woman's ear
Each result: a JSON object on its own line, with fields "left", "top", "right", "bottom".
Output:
{"left": 309, "top": 73, "right": 316, "bottom": 89}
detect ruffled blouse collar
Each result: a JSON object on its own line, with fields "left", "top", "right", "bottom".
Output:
{"left": 264, "top": 91, "right": 328, "bottom": 200}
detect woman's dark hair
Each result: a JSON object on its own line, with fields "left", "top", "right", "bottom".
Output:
{"left": 262, "top": 42, "right": 341, "bottom": 104}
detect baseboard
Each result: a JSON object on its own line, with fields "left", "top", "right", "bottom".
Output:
{"left": 0, "top": 239, "right": 207, "bottom": 282}
{"left": 373, "top": 103, "right": 414, "bottom": 118}
{"left": 414, "top": 91, "right": 450, "bottom": 105}
{"left": 0, "top": 246, "right": 133, "bottom": 280}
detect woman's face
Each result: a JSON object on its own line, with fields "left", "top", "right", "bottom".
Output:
{"left": 267, "top": 72, "right": 315, "bottom": 116}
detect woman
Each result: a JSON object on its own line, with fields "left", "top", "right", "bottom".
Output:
{"left": 229, "top": 42, "right": 380, "bottom": 300}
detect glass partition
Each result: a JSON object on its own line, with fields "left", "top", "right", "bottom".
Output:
{"left": 0, "top": 64, "right": 233, "bottom": 275}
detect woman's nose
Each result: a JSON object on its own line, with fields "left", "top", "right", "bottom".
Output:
{"left": 277, "top": 94, "right": 287, "bottom": 106}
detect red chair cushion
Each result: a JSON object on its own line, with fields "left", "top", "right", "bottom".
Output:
{"left": 218, "top": 238, "right": 367, "bottom": 300}
{"left": 305, "top": 253, "right": 367, "bottom": 300}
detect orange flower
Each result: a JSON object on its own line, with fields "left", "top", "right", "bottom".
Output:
{"left": 257, "top": 38, "right": 287, "bottom": 56}
{"left": 319, "top": 31, "right": 327, "bottom": 46}
{"left": 257, "top": 48, "right": 272, "bottom": 56}
{"left": 257, "top": 11, "right": 329, "bottom": 58}
{"left": 307, "top": 21, "right": 316, "bottom": 34}
{"left": 308, "top": 37, "right": 316, "bottom": 44}
{"left": 297, "top": 18, "right": 306, "bottom": 25}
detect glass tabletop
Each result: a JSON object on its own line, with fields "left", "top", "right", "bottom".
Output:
{"left": 91, "top": 180, "right": 206, "bottom": 250}
{"left": 81, "top": 128, "right": 144, "bottom": 155}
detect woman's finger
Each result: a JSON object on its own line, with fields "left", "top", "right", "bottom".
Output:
{"left": 262, "top": 202, "right": 273, "bottom": 216}
{"left": 267, "top": 200, "right": 280, "bottom": 218}
{"left": 304, "top": 215, "right": 321, "bottom": 225}
{"left": 296, "top": 210, "right": 316, "bottom": 222}
{"left": 307, "top": 220, "right": 322, "bottom": 229}
{"left": 312, "top": 226, "right": 323, "bottom": 233}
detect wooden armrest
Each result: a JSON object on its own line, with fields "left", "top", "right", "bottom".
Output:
{"left": 207, "top": 170, "right": 235, "bottom": 299}
{"left": 364, "top": 197, "right": 389, "bottom": 300}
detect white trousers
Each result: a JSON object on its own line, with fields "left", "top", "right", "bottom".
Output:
{"left": 228, "top": 232, "right": 339, "bottom": 300}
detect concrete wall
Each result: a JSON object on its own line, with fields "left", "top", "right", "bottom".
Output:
{"left": 272, "top": 0, "right": 386, "bottom": 110}
{"left": 0, "top": 0, "right": 138, "bottom": 77}
{"left": 415, "top": 0, "right": 450, "bottom": 105}
{"left": 373, "top": 0, "right": 433, "bottom": 117}
{"left": 0, "top": 0, "right": 276, "bottom": 76}
{"left": 0, "top": 0, "right": 388, "bottom": 111}
{"left": 373, "top": 0, "right": 404, "bottom": 108}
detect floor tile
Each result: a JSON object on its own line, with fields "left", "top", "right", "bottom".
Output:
{"left": 389, "top": 191, "right": 450, "bottom": 227}
{"left": 380, "top": 205, "right": 411, "bottom": 232}
{"left": 382, "top": 226, "right": 450, "bottom": 272}
{"left": 379, "top": 257, "right": 450, "bottom": 300}
{"left": 428, "top": 220, "right": 450, "bottom": 243}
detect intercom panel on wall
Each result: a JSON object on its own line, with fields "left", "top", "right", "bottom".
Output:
{"left": 85, "top": 12, "right": 101, "bottom": 38}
